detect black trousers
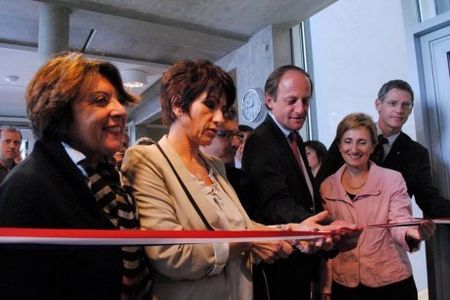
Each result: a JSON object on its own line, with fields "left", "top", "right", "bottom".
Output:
{"left": 259, "top": 260, "right": 314, "bottom": 300}
{"left": 331, "top": 276, "right": 418, "bottom": 300}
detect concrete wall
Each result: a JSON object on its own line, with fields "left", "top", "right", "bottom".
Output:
{"left": 216, "top": 25, "right": 291, "bottom": 128}
{"left": 309, "top": 0, "right": 427, "bottom": 295}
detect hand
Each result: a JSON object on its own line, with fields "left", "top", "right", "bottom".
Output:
{"left": 288, "top": 211, "right": 334, "bottom": 231}
{"left": 406, "top": 219, "right": 435, "bottom": 241}
{"left": 288, "top": 211, "right": 335, "bottom": 253}
{"left": 321, "top": 293, "right": 331, "bottom": 300}
{"left": 250, "top": 240, "right": 294, "bottom": 264}
{"left": 319, "top": 219, "right": 362, "bottom": 252}
{"left": 235, "top": 144, "right": 244, "bottom": 162}
{"left": 288, "top": 211, "right": 361, "bottom": 253}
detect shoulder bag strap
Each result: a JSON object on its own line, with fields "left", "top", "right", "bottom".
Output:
{"left": 152, "top": 140, "right": 214, "bottom": 231}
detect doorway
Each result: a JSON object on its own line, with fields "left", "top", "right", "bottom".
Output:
{"left": 419, "top": 24, "right": 450, "bottom": 300}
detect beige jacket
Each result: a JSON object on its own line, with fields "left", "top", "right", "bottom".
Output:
{"left": 122, "top": 136, "right": 254, "bottom": 300}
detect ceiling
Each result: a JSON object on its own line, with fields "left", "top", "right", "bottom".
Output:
{"left": 0, "top": 0, "right": 335, "bottom": 122}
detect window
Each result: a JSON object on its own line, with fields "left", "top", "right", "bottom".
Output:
{"left": 417, "top": 0, "right": 450, "bottom": 22}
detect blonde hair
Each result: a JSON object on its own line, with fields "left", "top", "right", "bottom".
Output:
{"left": 336, "top": 113, "right": 377, "bottom": 145}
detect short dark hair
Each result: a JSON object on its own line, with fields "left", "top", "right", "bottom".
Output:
{"left": 264, "top": 65, "right": 313, "bottom": 100}
{"left": 223, "top": 106, "right": 237, "bottom": 120}
{"left": 0, "top": 125, "right": 22, "bottom": 141}
{"left": 336, "top": 113, "right": 377, "bottom": 146}
{"left": 304, "top": 140, "right": 327, "bottom": 161}
{"left": 135, "top": 137, "right": 154, "bottom": 146}
{"left": 160, "top": 59, "right": 236, "bottom": 126}
{"left": 377, "top": 79, "right": 414, "bottom": 103}
{"left": 25, "top": 52, "right": 139, "bottom": 142}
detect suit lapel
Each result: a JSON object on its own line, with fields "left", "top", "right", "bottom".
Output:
{"left": 263, "top": 116, "right": 310, "bottom": 187}
{"left": 383, "top": 132, "right": 406, "bottom": 168}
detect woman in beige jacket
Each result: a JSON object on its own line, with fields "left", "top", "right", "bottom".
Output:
{"left": 122, "top": 59, "right": 353, "bottom": 300}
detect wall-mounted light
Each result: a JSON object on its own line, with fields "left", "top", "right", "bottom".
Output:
{"left": 122, "top": 70, "right": 148, "bottom": 88}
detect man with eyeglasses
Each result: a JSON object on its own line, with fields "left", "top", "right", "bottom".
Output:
{"left": 207, "top": 126, "right": 244, "bottom": 164}
{"left": 317, "top": 79, "right": 450, "bottom": 217}
{"left": 201, "top": 107, "right": 243, "bottom": 166}
{"left": 201, "top": 108, "right": 254, "bottom": 216}
{"left": 0, "top": 125, "right": 22, "bottom": 182}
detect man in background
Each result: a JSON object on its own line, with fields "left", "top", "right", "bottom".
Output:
{"left": 201, "top": 107, "right": 243, "bottom": 167}
{"left": 202, "top": 107, "right": 268, "bottom": 298}
{"left": 234, "top": 124, "right": 254, "bottom": 169}
{"left": 0, "top": 125, "right": 22, "bottom": 182}
{"left": 200, "top": 108, "right": 255, "bottom": 214}
{"left": 113, "top": 133, "right": 129, "bottom": 170}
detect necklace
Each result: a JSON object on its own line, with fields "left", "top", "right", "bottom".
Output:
{"left": 343, "top": 169, "right": 369, "bottom": 190}
{"left": 347, "top": 179, "right": 367, "bottom": 190}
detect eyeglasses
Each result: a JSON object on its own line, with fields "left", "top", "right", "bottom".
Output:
{"left": 216, "top": 130, "right": 244, "bottom": 141}
{"left": 1, "top": 139, "right": 21, "bottom": 146}
{"left": 382, "top": 100, "right": 413, "bottom": 111}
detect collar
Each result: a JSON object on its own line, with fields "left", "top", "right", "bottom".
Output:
{"left": 268, "top": 112, "right": 292, "bottom": 138}
{"left": 327, "top": 162, "right": 383, "bottom": 202}
{"left": 62, "top": 142, "right": 88, "bottom": 177}
{"left": 0, "top": 159, "right": 14, "bottom": 171}
{"left": 376, "top": 123, "right": 401, "bottom": 145}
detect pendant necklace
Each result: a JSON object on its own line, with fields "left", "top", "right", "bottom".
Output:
{"left": 344, "top": 169, "right": 368, "bottom": 190}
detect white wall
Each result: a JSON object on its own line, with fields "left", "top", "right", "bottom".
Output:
{"left": 310, "top": 0, "right": 416, "bottom": 147}
{"left": 309, "top": 0, "right": 427, "bottom": 295}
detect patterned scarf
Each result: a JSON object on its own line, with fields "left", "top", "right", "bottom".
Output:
{"left": 83, "top": 160, "right": 152, "bottom": 299}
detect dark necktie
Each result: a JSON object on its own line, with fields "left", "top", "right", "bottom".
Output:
{"left": 288, "top": 131, "right": 302, "bottom": 167}
{"left": 372, "top": 134, "right": 389, "bottom": 165}
{"left": 288, "top": 132, "right": 314, "bottom": 200}
{"left": 83, "top": 161, "right": 152, "bottom": 299}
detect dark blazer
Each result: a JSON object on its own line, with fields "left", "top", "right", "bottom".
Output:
{"left": 242, "top": 115, "right": 321, "bottom": 224}
{"left": 242, "top": 115, "right": 322, "bottom": 300}
{"left": 225, "top": 164, "right": 255, "bottom": 218}
{"left": 317, "top": 131, "right": 450, "bottom": 218}
{"left": 0, "top": 140, "right": 123, "bottom": 300}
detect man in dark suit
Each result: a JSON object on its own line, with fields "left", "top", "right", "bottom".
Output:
{"left": 242, "top": 66, "right": 322, "bottom": 300}
{"left": 317, "top": 79, "right": 450, "bottom": 217}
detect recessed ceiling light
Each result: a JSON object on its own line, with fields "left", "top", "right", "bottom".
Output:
{"left": 4, "top": 75, "right": 20, "bottom": 82}
{"left": 124, "top": 81, "right": 144, "bottom": 88}
{"left": 122, "top": 70, "right": 148, "bottom": 88}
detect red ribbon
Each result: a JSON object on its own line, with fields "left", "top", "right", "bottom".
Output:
{"left": 0, "top": 228, "right": 330, "bottom": 246}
